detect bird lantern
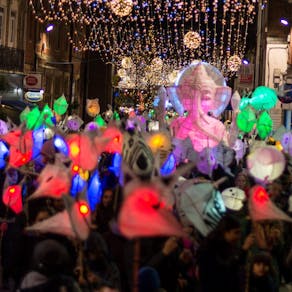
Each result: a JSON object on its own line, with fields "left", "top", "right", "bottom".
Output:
{"left": 66, "top": 134, "right": 98, "bottom": 170}
{"left": 249, "top": 185, "right": 292, "bottom": 222}
{"left": 3, "top": 185, "right": 23, "bottom": 214}
{"left": 221, "top": 187, "right": 245, "bottom": 211}
{"left": 95, "top": 114, "right": 106, "bottom": 127}
{"left": 26, "top": 107, "right": 41, "bottom": 130}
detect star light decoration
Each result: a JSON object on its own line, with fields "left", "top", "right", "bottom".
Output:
{"left": 29, "top": 0, "right": 266, "bottom": 76}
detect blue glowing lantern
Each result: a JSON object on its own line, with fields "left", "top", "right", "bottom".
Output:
{"left": 70, "top": 174, "right": 87, "bottom": 197}
{"left": 88, "top": 171, "right": 102, "bottom": 211}
{"left": 109, "top": 153, "right": 122, "bottom": 177}
{"left": 32, "top": 128, "right": 44, "bottom": 158}
{"left": 160, "top": 153, "right": 176, "bottom": 176}
{"left": 54, "top": 135, "right": 69, "bottom": 156}
{"left": 0, "top": 141, "right": 9, "bottom": 169}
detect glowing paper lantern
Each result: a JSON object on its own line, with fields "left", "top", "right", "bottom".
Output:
{"left": 67, "top": 134, "right": 98, "bottom": 170}
{"left": 36, "top": 104, "right": 54, "bottom": 129}
{"left": 236, "top": 107, "right": 256, "bottom": 133}
{"left": 70, "top": 174, "right": 86, "bottom": 197}
{"left": 95, "top": 114, "right": 106, "bottom": 127}
{"left": 3, "top": 185, "right": 23, "bottom": 214}
{"left": 222, "top": 187, "right": 245, "bottom": 211}
{"left": 113, "top": 111, "right": 120, "bottom": 121}
{"left": 160, "top": 153, "right": 176, "bottom": 176}
{"left": 247, "top": 146, "right": 286, "bottom": 183}
{"left": 148, "top": 132, "right": 172, "bottom": 155}
{"left": 32, "top": 128, "right": 44, "bottom": 158}
{"left": 249, "top": 185, "right": 292, "bottom": 222}
{"left": 29, "top": 162, "right": 71, "bottom": 199}
{"left": 108, "top": 152, "right": 122, "bottom": 177}
{"left": 0, "top": 141, "right": 9, "bottom": 169}
{"left": 26, "top": 197, "right": 91, "bottom": 240}
{"left": 177, "top": 183, "right": 226, "bottom": 236}
{"left": 250, "top": 86, "right": 277, "bottom": 110}
{"left": 239, "top": 97, "right": 251, "bottom": 111}
{"left": 281, "top": 132, "right": 292, "bottom": 156}
{"left": 26, "top": 107, "right": 41, "bottom": 129}
{"left": 118, "top": 186, "right": 185, "bottom": 238}
{"left": 256, "top": 111, "right": 273, "bottom": 139}
{"left": 53, "top": 95, "right": 68, "bottom": 115}
{"left": 84, "top": 121, "right": 99, "bottom": 133}
{"left": 88, "top": 171, "right": 102, "bottom": 211}
{"left": 54, "top": 135, "right": 69, "bottom": 156}
{"left": 86, "top": 98, "right": 100, "bottom": 117}
{"left": 231, "top": 91, "right": 241, "bottom": 112}
{"left": 102, "top": 127, "right": 123, "bottom": 154}
{"left": 66, "top": 115, "right": 84, "bottom": 131}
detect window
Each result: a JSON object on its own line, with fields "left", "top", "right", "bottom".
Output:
{"left": 0, "top": 8, "right": 4, "bottom": 45}
{"left": 9, "top": 11, "right": 16, "bottom": 46}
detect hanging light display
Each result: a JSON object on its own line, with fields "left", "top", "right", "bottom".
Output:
{"left": 29, "top": 0, "right": 265, "bottom": 76}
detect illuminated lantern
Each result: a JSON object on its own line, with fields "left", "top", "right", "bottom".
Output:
{"left": 88, "top": 171, "right": 102, "bottom": 211}
{"left": 247, "top": 146, "right": 286, "bottom": 183}
{"left": 26, "top": 197, "right": 91, "bottom": 240}
{"left": 118, "top": 186, "right": 185, "bottom": 238}
{"left": 95, "top": 114, "right": 106, "bottom": 127}
{"left": 70, "top": 174, "right": 86, "bottom": 197}
{"left": 160, "top": 153, "right": 176, "bottom": 176}
{"left": 32, "top": 128, "right": 44, "bottom": 158}
{"left": 3, "top": 185, "right": 23, "bottom": 214}
{"left": 236, "top": 107, "right": 256, "bottom": 133}
{"left": 222, "top": 187, "right": 245, "bottom": 211}
{"left": 0, "top": 120, "right": 8, "bottom": 135}
{"left": 66, "top": 134, "right": 98, "bottom": 170}
{"left": 281, "top": 132, "right": 292, "bottom": 156}
{"left": 249, "top": 185, "right": 292, "bottom": 222}
{"left": 84, "top": 121, "right": 99, "bottom": 133}
{"left": 148, "top": 132, "right": 172, "bottom": 154}
{"left": 256, "top": 111, "right": 273, "bottom": 139}
{"left": 250, "top": 86, "right": 277, "bottom": 111}
{"left": 177, "top": 183, "right": 226, "bottom": 236}
{"left": 35, "top": 104, "right": 54, "bottom": 129}
{"left": 231, "top": 91, "right": 241, "bottom": 112}
{"left": 53, "top": 95, "right": 68, "bottom": 115}
{"left": 66, "top": 115, "right": 84, "bottom": 131}
{"left": 113, "top": 111, "right": 120, "bottom": 121}
{"left": 20, "top": 107, "right": 31, "bottom": 124}
{"left": 29, "top": 163, "right": 71, "bottom": 199}
{"left": 0, "top": 141, "right": 9, "bottom": 169}
{"left": 108, "top": 153, "right": 122, "bottom": 177}
{"left": 54, "top": 135, "right": 69, "bottom": 156}
{"left": 86, "top": 98, "right": 100, "bottom": 117}
{"left": 26, "top": 107, "right": 41, "bottom": 130}
{"left": 239, "top": 97, "right": 251, "bottom": 111}
{"left": 2, "top": 130, "right": 33, "bottom": 167}
{"left": 102, "top": 127, "right": 123, "bottom": 154}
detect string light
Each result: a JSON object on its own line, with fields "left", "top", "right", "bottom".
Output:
{"left": 227, "top": 55, "right": 242, "bottom": 72}
{"left": 29, "top": 0, "right": 266, "bottom": 76}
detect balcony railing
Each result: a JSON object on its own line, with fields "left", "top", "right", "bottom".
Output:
{"left": 0, "top": 46, "right": 24, "bottom": 72}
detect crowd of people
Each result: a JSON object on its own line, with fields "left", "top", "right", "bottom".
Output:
{"left": 0, "top": 117, "right": 291, "bottom": 292}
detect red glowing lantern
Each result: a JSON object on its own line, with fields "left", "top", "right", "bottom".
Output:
{"left": 118, "top": 186, "right": 185, "bottom": 238}
{"left": 249, "top": 185, "right": 292, "bottom": 222}
{"left": 102, "top": 126, "right": 123, "bottom": 154}
{"left": 3, "top": 185, "right": 23, "bottom": 214}
{"left": 66, "top": 134, "right": 98, "bottom": 171}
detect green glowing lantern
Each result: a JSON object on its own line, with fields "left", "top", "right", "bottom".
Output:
{"left": 35, "top": 104, "right": 54, "bottom": 129}
{"left": 26, "top": 107, "right": 41, "bottom": 130}
{"left": 95, "top": 114, "right": 106, "bottom": 127}
{"left": 113, "top": 111, "right": 120, "bottom": 121}
{"left": 239, "top": 97, "right": 250, "bottom": 111}
{"left": 236, "top": 106, "right": 256, "bottom": 133}
{"left": 53, "top": 95, "right": 68, "bottom": 115}
{"left": 250, "top": 86, "right": 277, "bottom": 110}
{"left": 256, "top": 111, "right": 273, "bottom": 139}
{"left": 20, "top": 107, "right": 31, "bottom": 123}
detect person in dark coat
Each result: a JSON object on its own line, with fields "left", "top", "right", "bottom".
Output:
{"left": 197, "top": 214, "right": 254, "bottom": 292}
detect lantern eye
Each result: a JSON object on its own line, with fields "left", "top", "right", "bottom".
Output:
{"left": 72, "top": 164, "right": 79, "bottom": 173}
{"left": 9, "top": 187, "right": 15, "bottom": 194}
{"left": 79, "top": 203, "right": 89, "bottom": 215}
{"left": 70, "top": 143, "right": 80, "bottom": 157}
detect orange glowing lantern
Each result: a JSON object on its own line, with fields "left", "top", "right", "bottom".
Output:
{"left": 3, "top": 185, "right": 23, "bottom": 214}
